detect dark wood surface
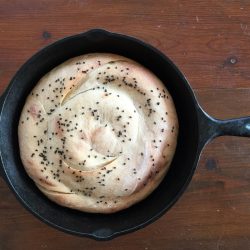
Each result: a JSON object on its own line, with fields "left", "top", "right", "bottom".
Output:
{"left": 1, "top": 1, "right": 250, "bottom": 249}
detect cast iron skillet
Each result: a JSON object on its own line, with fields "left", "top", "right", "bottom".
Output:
{"left": 0, "top": 29, "right": 249, "bottom": 240}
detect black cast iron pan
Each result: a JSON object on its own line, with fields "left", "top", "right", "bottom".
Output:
{"left": 0, "top": 29, "right": 250, "bottom": 240}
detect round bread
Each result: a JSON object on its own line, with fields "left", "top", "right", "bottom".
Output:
{"left": 18, "top": 53, "right": 178, "bottom": 213}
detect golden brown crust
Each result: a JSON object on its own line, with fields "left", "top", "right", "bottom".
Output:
{"left": 18, "top": 53, "right": 178, "bottom": 213}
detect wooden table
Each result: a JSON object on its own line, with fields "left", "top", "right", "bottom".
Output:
{"left": 1, "top": 1, "right": 250, "bottom": 249}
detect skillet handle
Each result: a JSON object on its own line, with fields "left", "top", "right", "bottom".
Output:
{"left": 197, "top": 106, "right": 250, "bottom": 150}
{"left": 217, "top": 117, "right": 250, "bottom": 137}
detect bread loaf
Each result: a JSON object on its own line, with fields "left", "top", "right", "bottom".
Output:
{"left": 18, "top": 53, "right": 178, "bottom": 213}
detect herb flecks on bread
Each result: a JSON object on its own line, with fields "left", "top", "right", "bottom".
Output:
{"left": 18, "top": 53, "right": 178, "bottom": 213}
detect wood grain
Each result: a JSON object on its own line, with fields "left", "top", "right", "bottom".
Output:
{"left": 1, "top": 1, "right": 250, "bottom": 249}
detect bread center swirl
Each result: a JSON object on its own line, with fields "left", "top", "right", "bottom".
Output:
{"left": 49, "top": 78, "right": 140, "bottom": 172}
{"left": 18, "top": 53, "right": 178, "bottom": 213}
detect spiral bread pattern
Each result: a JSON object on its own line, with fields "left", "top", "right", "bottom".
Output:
{"left": 18, "top": 53, "right": 178, "bottom": 213}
